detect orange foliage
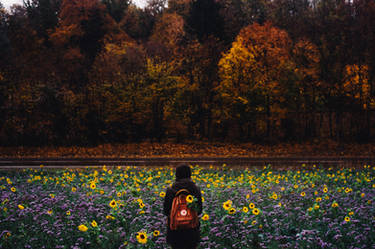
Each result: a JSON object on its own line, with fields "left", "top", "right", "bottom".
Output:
{"left": 151, "top": 12, "right": 185, "bottom": 51}
{"left": 0, "top": 141, "right": 374, "bottom": 158}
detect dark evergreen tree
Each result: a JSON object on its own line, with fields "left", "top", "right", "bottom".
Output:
{"left": 186, "top": 0, "right": 224, "bottom": 41}
{"left": 102, "top": 0, "right": 130, "bottom": 22}
{"left": 0, "top": 2, "right": 10, "bottom": 56}
{"left": 24, "top": 0, "right": 61, "bottom": 43}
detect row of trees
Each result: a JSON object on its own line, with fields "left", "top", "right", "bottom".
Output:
{"left": 0, "top": 0, "right": 375, "bottom": 146}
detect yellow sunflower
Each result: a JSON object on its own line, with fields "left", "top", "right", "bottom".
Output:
{"left": 78, "top": 224, "right": 88, "bottom": 232}
{"left": 202, "top": 214, "right": 209, "bottom": 221}
{"left": 91, "top": 220, "right": 98, "bottom": 227}
{"left": 223, "top": 200, "right": 232, "bottom": 210}
{"left": 106, "top": 215, "right": 115, "bottom": 220}
{"left": 109, "top": 199, "right": 117, "bottom": 208}
{"left": 136, "top": 231, "right": 148, "bottom": 244}
{"left": 153, "top": 230, "right": 160, "bottom": 237}
{"left": 186, "top": 195, "right": 194, "bottom": 203}
{"left": 252, "top": 208, "right": 260, "bottom": 215}
{"left": 228, "top": 207, "right": 236, "bottom": 214}
{"left": 90, "top": 182, "right": 96, "bottom": 190}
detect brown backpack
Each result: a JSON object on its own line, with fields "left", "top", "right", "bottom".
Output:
{"left": 169, "top": 189, "right": 199, "bottom": 230}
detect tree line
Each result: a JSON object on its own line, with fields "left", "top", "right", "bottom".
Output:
{"left": 0, "top": 0, "right": 375, "bottom": 146}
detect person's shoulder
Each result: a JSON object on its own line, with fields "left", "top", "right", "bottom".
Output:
{"left": 185, "top": 179, "right": 200, "bottom": 192}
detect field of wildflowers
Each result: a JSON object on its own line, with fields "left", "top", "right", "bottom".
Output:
{"left": 0, "top": 164, "right": 374, "bottom": 248}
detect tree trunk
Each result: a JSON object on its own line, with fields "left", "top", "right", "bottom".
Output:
{"left": 266, "top": 95, "right": 271, "bottom": 139}
{"left": 152, "top": 97, "right": 164, "bottom": 142}
{"left": 329, "top": 110, "right": 333, "bottom": 139}
{"left": 335, "top": 111, "right": 342, "bottom": 141}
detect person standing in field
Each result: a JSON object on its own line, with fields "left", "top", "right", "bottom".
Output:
{"left": 163, "top": 164, "right": 203, "bottom": 249}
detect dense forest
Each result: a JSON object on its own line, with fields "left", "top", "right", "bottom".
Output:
{"left": 0, "top": 0, "right": 375, "bottom": 146}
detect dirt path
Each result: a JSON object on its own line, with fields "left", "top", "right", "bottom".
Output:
{"left": 0, "top": 156, "right": 373, "bottom": 170}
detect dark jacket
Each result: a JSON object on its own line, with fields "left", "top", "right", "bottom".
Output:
{"left": 163, "top": 178, "right": 203, "bottom": 248}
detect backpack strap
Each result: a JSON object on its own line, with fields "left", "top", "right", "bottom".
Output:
{"left": 175, "top": 188, "right": 189, "bottom": 196}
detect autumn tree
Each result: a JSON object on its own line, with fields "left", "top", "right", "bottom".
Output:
{"left": 291, "top": 39, "right": 321, "bottom": 139}
{"left": 343, "top": 64, "right": 370, "bottom": 109}
{"left": 148, "top": 12, "right": 185, "bottom": 59}
{"left": 341, "top": 64, "right": 373, "bottom": 140}
{"left": 217, "top": 22, "right": 296, "bottom": 140}
{"left": 170, "top": 0, "right": 228, "bottom": 139}
{"left": 49, "top": 0, "right": 113, "bottom": 87}
{"left": 5, "top": 4, "right": 57, "bottom": 84}
{"left": 143, "top": 58, "right": 183, "bottom": 141}
{"left": 351, "top": 0, "right": 375, "bottom": 97}
{"left": 147, "top": 8, "right": 224, "bottom": 140}
{"left": 310, "top": 0, "right": 359, "bottom": 140}
{"left": 2, "top": 0, "right": 375, "bottom": 144}
{"left": 87, "top": 39, "right": 145, "bottom": 142}
{"left": 170, "top": 38, "right": 223, "bottom": 139}
{"left": 89, "top": 42, "right": 182, "bottom": 142}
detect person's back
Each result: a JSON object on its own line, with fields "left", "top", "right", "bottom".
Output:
{"left": 163, "top": 164, "right": 203, "bottom": 249}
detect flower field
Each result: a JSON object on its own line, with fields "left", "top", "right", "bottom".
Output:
{"left": 0, "top": 164, "right": 374, "bottom": 249}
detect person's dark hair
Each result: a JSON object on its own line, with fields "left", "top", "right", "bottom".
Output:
{"left": 175, "top": 164, "right": 192, "bottom": 180}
